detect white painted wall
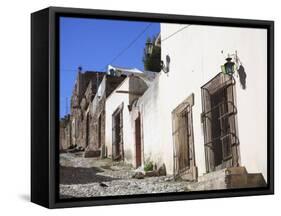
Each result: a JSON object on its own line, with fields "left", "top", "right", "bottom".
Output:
{"left": 105, "top": 78, "right": 135, "bottom": 164}
{"left": 139, "top": 23, "right": 267, "bottom": 181}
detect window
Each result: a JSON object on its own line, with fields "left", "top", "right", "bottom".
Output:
{"left": 201, "top": 73, "right": 240, "bottom": 173}
{"left": 172, "top": 93, "right": 197, "bottom": 180}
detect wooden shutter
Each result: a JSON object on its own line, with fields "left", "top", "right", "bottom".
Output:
{"left": 172, "top": 95, "right": 194, "bottom": 177}
{"left": 172, "top": 111, "right": 180, "bottom": 175}
{"left": 201, "top": 73, "right": 239, "bottom": 172}
{"left": 226, "top": 82, "right": 239, "bottom": 167}
{"left": 201, "top": 88, "right": 215, "bottom": 172}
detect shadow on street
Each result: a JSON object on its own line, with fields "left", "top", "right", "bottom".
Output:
{"left": 60, "top": 166, "right": 117, "bottom": 185}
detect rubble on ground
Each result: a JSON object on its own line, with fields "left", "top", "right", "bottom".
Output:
{"left": 60, "top": 153, "right": 191, "bottom": 198}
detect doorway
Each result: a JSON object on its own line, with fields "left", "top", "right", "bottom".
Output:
{"left": 112, "top": 105, "right": 123, "bottom": 161}
{"left": 135, "top": 116, "right": 142, "bottom": 168}
{"left": 172, "top": 93, "right": 197, "bottom": 180}
{"left": 98, "top": 114, "right": 102, "bottom": 148}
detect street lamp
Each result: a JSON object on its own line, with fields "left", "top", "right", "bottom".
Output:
{"left": 145, "top": 41, "right": 153, "bottom": 56}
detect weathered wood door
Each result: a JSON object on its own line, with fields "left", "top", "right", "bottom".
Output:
{"left": 135, "top": 116, "right": 142, "bottom": 168}
{"left": 112, "top": 106, "right": 123, "bottom": 161}
{"left": 172, "top": 94, "right": 197, "bottom": 180}
{"left": 98, "top": 114, "right": 102, "bottom": 148}
{"left": 173, "top": 109, "right": 191, "bottom": 174}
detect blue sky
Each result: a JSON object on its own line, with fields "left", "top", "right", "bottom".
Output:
{"left": 60, "top": 17, "right": 160, "bottom": 117}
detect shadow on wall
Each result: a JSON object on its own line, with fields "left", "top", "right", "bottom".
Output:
{"left": 237, "top": 65, "right": 247, "bottom": 89}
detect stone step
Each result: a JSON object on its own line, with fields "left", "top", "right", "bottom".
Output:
{"left": 198, "top": 166, "right": 247, "bottom": 182}
{"left": 188, "top": 167, "right": 266, "bottom": 191}
{"left": 84, "top": 150, "right": 101, "bottom": 158}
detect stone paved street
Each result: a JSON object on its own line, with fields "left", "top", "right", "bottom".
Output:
{"left": 60, "top": 153, "right": 191, "bottom": 198}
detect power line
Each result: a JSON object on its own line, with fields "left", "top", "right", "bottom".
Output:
{"left": 161, "top": 24, "right": 191, "bottom": 42}
{"left": 99, "top": 23, "right": 153, "bottom": 71}
{"left": 61, "top": 24, "right": 190, "bottom": 74}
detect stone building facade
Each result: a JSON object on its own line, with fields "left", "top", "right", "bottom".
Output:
{"left": 60, "top": 69, "right": 125, "bottom": 157}
{"left": 84, "top": 74, "right": 126, "bottom": 157}
{"left": 104, "top": 75, "right": 152, "bottom": 166}
{"left": 69, "top": 70, "right": 104, "bottom": 150}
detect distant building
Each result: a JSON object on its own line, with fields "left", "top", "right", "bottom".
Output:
{"left": 105, "top": 74, "right": 151, "bottom": 165}
{"left": 69, "top": 70, "right": 104, "bottom": 150}
{"left": 84, "top": 74, "right": 126, "bottom": 157}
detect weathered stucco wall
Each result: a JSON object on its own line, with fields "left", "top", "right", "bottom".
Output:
{"left": 139, "top": 23, "right": 267, "bottom": 180}
{"left": 84, "top": 76, "right": 107, "bottom": 157}
{"left": 105, "top": 78, "right": 135, "bottom": 164}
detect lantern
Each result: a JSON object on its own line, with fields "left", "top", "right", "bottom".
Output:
{"left": 223, "top": 57, "right": 235, "bottom": 75}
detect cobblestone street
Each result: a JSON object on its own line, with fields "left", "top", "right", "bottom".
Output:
{"left": 60, "top": 153, "right": 191, "bottom": 198}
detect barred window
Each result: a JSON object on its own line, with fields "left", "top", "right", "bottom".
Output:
{"left": 201, "top": 73, "right": 240, "bottom": 172}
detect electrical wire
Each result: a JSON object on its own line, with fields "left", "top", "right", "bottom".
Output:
{"left": 99, "top": 23, "right": 153, "bottom": 71}
{"left": 61, "top": 23, "right": 192, "bottom": 116}
{"left": 61, "top": 24, "right": 191, "bottom": 73}
{"left": 161, "top": 24, "right": 191, "bottom": 42}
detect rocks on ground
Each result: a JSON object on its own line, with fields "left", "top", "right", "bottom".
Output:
{"left": 59, "top": 153, "right": 190, "bottom": 198}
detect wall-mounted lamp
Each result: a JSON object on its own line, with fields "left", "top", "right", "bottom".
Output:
{"left": 221, "top": 56, "right": 235, "bottom": 75}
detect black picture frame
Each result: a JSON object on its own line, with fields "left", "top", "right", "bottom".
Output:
{"left": 31, "top": 6, "right": 274, "bottom": 209}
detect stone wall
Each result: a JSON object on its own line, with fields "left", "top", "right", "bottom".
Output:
{"left": 85, "top": 94, "right": 106, "bottom": 157}
{"left": 69, "top": 71, "right": 105, "bottom": 148}
{"left": 84, "top": 75, "right": 126, "bottom": 158}
{"left": 59, "top": 115, "right": 71, "bottom": 151}
{"left": 61, "top": 70, "right": 127, "bottom": 158}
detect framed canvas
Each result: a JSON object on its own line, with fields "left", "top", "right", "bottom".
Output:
{"left": 31, "top": 6, "right": 274, "bottom": 208}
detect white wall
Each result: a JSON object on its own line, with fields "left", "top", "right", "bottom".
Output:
{"left": 137, "top": 75, "right": 169, "bottom": 167}
{"left": 140, "top": 23, "right": 267, "bottom": 180}
{"left": 105, "top": 78, "right": 135, "bottom": 164}
{"left": 2, "top": 0, "right": 279, "bottom": 215}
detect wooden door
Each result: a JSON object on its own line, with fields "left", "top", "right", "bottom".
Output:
{"left": 98, "top": 114, "right": 102, "bottom": 148}
{"left": 135, "top": 116, "right": 142, "bottom": 168}
{"left": 112, "top": 107, "right": 123, "bottom": 161}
